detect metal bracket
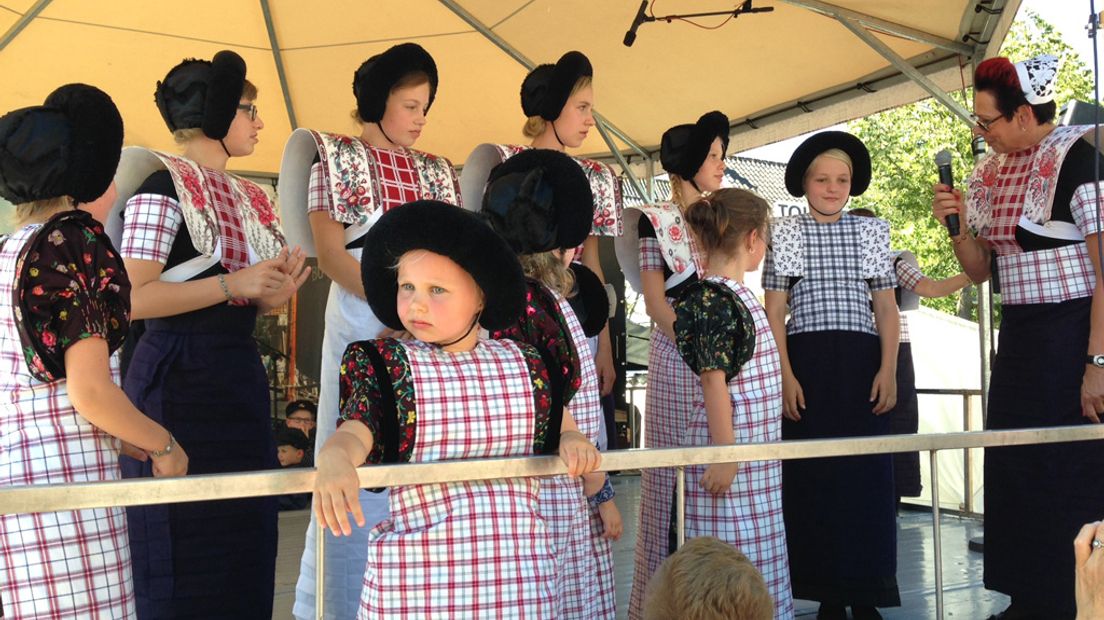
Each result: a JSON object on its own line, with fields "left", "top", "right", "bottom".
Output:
{"left": 0, "top": 0, "right": 53, "bottom": 54}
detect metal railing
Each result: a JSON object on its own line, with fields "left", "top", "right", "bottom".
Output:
{"left": 3, "top": 424, "right": 1103, "bottom": 619}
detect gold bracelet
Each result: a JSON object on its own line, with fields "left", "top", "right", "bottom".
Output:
{"left": 217, "top": 273, "right": 234, "bottom": 302}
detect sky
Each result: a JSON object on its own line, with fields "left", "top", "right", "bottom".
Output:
{"left": 740, "top": 0, "right": 1102, "bottom": 162}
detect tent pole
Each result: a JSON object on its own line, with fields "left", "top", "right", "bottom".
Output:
{"left": 779, "top": 0, "right": 972, "bottom": 56}
{"left": 836, "top": 17, "right": 975, "bottom": 126}
{"left": 594, "top": 121, "right": 647, "bottom": 201}
{"left": 259, "top": 0, "right": 298, "bottom": 130}
{"left": 437, "top": 0, "right": 649, "bottom": 159}
{"left": 0, "top": 0, "right": 53, "bottom": 54}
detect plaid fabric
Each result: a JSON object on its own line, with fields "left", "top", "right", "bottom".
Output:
{"left": 978, "top": 145, "right": 1039, "bottom": 256}
{"left": 628, "top": 326, "right": 700, "bottom": 619}
{"left": 681, "top": 277, "right": 793, "bottom": 619}
{"left": 358, "top": 339, "right": 555, "bottom": 618}
{"left": 997, "top": 244, "right": 1095, "bottom": 305}
{"left": 587, "top": 504, "right": 617, "bottom": 619}
{"left": 896, "top": 259, "right": 924, "bottom": 292}
{"left": 121, "top": 194, "right": 183, "bottom": 264}
{"left": 762, "top": 215, "right": 895, "bottom": 336}
{"left": 1071, "top": 181, "right": 1104, "bottom": 237}
{"left": 372, "top": 148, "right": 422, "bottom": 211}
{"left": 206, "top": 170, "right": 249, "bottom": 273}
{"left": 0, "top": 224, "right": 135, "bottom": 618}
{"left": 899, "top": 313, "right": 911, "bottom": 344}
{"left": 306, "top": 162, "right": 329, "bottom": 214}
{"left": 639, "top": 237, "right": 666, "bottom": 273}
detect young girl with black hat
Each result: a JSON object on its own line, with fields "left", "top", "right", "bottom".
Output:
{"left": 480, "top": 148, "right": 621, "bottom": 618}
{"left": 763, "top": 132, "right": 900, "bottom": 620}
{"left": 460, "top": 50, "right": 623, "bottom": 407}
{"left": 0, "top": 84, "right": 188, "bottom": 618}
{"left": 615, "top": 110, "right": 729, "bottom": 619}
{"left": 314, "top": 200, "right": 600, "bottom": 618}
{"left": 673, "top": 188, "right": 794, "bottom": 619}
{"left": 278, "top": 42, "right": 461, "bottom": 620}
{"left": 112, "top": 50, "right": 309, "bottom": 619}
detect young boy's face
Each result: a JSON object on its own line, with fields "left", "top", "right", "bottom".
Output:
{"left": 277, "top": 444, "right": 304, "bottom": 467}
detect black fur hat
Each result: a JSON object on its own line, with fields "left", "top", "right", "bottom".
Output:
{"left": 354, "top": 43, "right": 438, "bottom": 123}
{"left": 0, "top": 83, "right": 123, "bottom": 205}
{"left": 155, "top": 50, "right": 247, "bottom": 140}
{"left": 520, "top": 51, "right": 593, "bottom": 121}
{"left": 361, "top": 201, "right": 526, "bottom": 332}
{"left": 567, "top": 262, "right": 610, "bottom": 337}
{"left": 784, "top": 130, "right": 871, "bottom": 197}
{"left": 481, "top": 149, "right": 593, "bottom": 254}
{"left": 660, "top": 111, "right": 730, "bottom": 181}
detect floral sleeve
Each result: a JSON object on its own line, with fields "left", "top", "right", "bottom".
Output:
{"left": 338, "top": 339, "right": 417, "bottom": 464}
{"left": 16, "top": 211, "right": 131, "bottom": 382}
{"left": 673, "top": 281, "right": 755, "bottom": 382}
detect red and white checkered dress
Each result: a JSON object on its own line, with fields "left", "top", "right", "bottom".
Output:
{"left": 681, "top": 277, "right": 794, "bottom": 619}
{"left": 0, "top": 224, "right": 134, "bottom": 619}
{"left": 628, "top": 229, "right": 702, "bottom": 619}
{"left": 355, "top": 339, "right": 556, "bottom": 619}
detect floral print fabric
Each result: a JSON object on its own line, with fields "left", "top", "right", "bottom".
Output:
{"left": 673, "top": 279, "right": 755, "bottom": 382}
{"left": 12, "top": 210, "right": 131, "bottom": 382}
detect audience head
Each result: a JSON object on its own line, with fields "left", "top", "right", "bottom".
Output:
{"left": 643, "top": 536, "right": 774, "bottom": 620}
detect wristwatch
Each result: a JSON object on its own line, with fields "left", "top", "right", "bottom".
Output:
{"left": 1087, "top": 355, "right": 1104, "bottom": 368}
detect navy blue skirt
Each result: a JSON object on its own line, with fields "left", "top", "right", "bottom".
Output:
{"left": 985, "top": 297, "right": 1104, "bottom": 617}
{"left": 782, "top": 330, "right": 900, "bottom": 607}
{"left": 889, "top": 343, "right": 921, "bottom": 498}
{"left": 121, "top": 303, "right": 278, "bottom": 619}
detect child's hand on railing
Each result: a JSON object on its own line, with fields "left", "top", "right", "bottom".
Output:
{"left": 558, "top": 430, "right": 601, "bottom": 477}
{"left": 314, "top": 447, "right": 365, "bottom": 537}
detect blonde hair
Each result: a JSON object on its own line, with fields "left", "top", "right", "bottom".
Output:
{"left": 521, "top": 75, "right": 593, "bottom": 138}
{"left": 668, "top": 174, "right": 693, "bottom": 209}
{"left": 519, "top": 251, "right": 576, "bottom": 298}
{"left": 14, "top": 197, "right": 71, "bottom": 226}
{"left": 643, "top": 537, "right": 774, "bottom": 620}
{"left": 808, "top": 148, "right": 852, "bottom": 174}
{"left": 684, "top": 188, "right": 770, "bottom": 260}
{"left": 172, "top": 78, "right": 258, "bottom": 144}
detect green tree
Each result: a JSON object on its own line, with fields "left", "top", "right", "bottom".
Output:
{"left": 848, "top": 10, "right": 1095, "bottom": 318}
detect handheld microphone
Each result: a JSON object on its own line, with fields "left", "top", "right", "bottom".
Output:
{"left": 935, "top": 149, "right": 959, "bottom": 236}
{"left": 624, "top": 0, "right": 649, "bottom": 47}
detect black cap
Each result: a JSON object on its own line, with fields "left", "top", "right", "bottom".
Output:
{"left": 155, "top": 50, "right": 247, "bottom": 140}
{"left": 659, "top": 111, "right": 729, "bottom": 180}
{"left": 784, "top": 131, "right": 871, "bottom": 197}
{"left": 353, "top": 43, "right": 439, "bottom": 123}
{"left": 520, "top": 51, "right": 593, "bottom": 121}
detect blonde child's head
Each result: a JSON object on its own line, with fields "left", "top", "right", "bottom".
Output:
{"left": 643, "top": 536, "right": 774, "bottom": 620}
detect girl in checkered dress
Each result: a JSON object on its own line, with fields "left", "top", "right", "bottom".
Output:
{"left": 277, "top": 44, "right": 462, "bottom": 620}
{"left": 111, "top": 51, "right": 309, "bottom": 619}
{"left": 933, "top": 55, "right": 1104, "bottom": 619}
{"left": 0, "top": 85, "right": 188, "bottom": 619}
{"left": 314, "top": 201, "right": 601, "bottom": 619}
{"left": 480, "top": 149, "right": 622, "bottom": 618}
{"left": 763, "top": 132, "right": 900, "bottom": 620}
{"left": 672, "top": 188, "right": 794, "bottom": 619}
{"left": 615, "top": 111, "right": 730, "bottom": 619}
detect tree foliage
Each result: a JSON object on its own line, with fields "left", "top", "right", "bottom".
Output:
{"left": 848, "top": 11, "right": 1096, "bottom": 318}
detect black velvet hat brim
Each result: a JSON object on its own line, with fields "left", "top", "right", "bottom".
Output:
{"left": 361, "top": 200, "right": 526, "bottom": 332}
{"left": 539, "top": 51, "right": 592, "bottom": 121}
{"left": 520, "top": 64, "right": 554, "bottom": 118}
{"left": 482, "top": 148, "right": 593, "bottom": 253}
{"left": 43, "top": 84, "right": 123, "bottom": 203}
{"left": 354, "top": 43, "right": 439, "bottom": 123}
{"left": 568, "top": 262, "right": 609, "bottom": 337}
{"left": 659, "top": 110, "right": 730, "bottom": 180}
{"left": 0, "top": 107, "right": 70, "bottom": 204}
{"left": 202, "top": 50, "right": 247, "bottom": 140}
{"left": 784, "top": 130, "right": 871, "bottom": 197}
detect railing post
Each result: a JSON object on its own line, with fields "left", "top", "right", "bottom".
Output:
{"left": 963, "top": 394, "right": 974, "bottom": 514}
{"left": 315, "top": 520, "right": 325, "bottom": 620}
{"left": 930, "top": 450, "right": 945, "bottom": 620}
{"left": 676, "top": 466, "right": 686, "bottom": 548}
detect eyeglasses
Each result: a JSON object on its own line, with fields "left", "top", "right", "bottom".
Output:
{"left": 237, "top": 103, "right": 259, "bottom": 121}
{"left": 972, "top": 113, "right": 1006, "bottom": 133}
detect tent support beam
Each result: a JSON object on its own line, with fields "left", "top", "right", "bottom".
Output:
{"left": 837, "top": 17, "right": 974, "bottom": 126}
{"left": 0, "top": 0, "right": 53, "bottom": 54}
{"left": 780, "top": 0, "right": 974, "bottom": 57}
{"left": 437, "top": 0, "right": 648, "bottom": 160}
{"left": 259, "top": 0, "right": 297, "bottom": 130}
{"left": 594, "top": 121, "right": 647, "bottom": 200}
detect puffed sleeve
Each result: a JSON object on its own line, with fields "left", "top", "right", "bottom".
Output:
{"left": 16, "top": 211, "right": 131, "bottom": 382}
{"left": 673, "top": 281, "right": 755, "bottom": 382}
{"left": 338, "top": 339, "right": 417, "bottom": 464}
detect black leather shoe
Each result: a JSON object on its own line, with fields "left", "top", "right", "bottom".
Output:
{"left": 817, "top": 604, "right": 847, "bottom": 620}
{"left": 852, "top": 606, "right": 883, "bottom": 620}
